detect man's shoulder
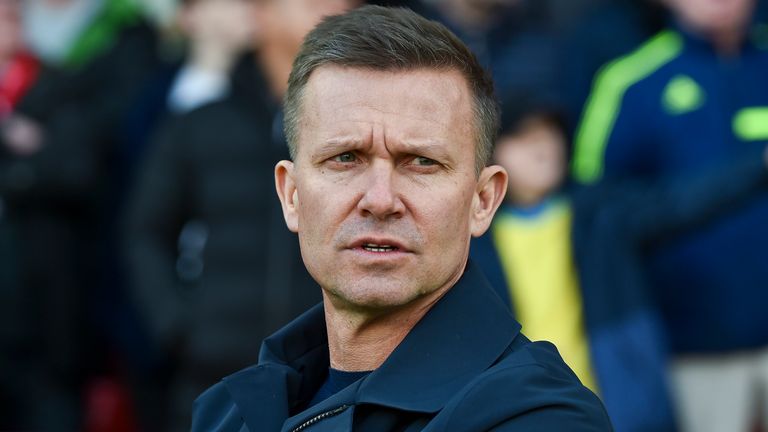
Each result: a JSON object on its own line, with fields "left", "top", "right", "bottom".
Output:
{"left": 191, "top": 378, "right": 245, "bottom": 432}
{"left": 432, "top": 337, "right": 613, "bottom": 431}
{"left": 191, "top": 363, "right": 286, "bottom": 432}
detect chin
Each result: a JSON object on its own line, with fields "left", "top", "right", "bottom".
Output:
{"left": 326, "top": 280, "right": 423, "bottom": 312}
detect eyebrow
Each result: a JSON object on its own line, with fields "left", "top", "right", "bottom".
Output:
{"left": 395, "top": 139, "right": 454, "bottom": 163}
{"left": 311, "top": 137, "right": 366, "bottom": 160}
{"left": 312, "top": 136, "right": 458, "bottom": 165}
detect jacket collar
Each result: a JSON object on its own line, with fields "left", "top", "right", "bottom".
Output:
{"left": 223, "top": 260, "right": 521, "bottom": 429}
{"left": 355, "top": 261, "right": 520, "bottom": 412}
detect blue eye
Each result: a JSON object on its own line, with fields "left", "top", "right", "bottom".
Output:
{"left": 334, "top": 152, "right": 357, "bottom": 163}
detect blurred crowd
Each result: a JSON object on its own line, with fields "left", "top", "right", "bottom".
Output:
{"left": 0, "top": 0, "right": 767, "bottom": 431}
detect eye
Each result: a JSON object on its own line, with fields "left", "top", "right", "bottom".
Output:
{"left": 413, "top": 156, "right": 437, "bottom": 166}
{"left": 333, "top": 152, "right": 357, "bottom": 163}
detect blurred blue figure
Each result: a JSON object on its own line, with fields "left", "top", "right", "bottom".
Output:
{"left": 557, "top": 0, "right": 666, "bottom": 131}
{"left": 573, "top": 0, "right": 768, "bottom": 430}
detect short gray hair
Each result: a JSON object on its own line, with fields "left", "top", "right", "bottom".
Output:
{"left": 283, "top": 5, "right": 499, "bottom": 174}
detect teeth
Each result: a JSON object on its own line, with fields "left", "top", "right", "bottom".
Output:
{"left": 363, "top": 243, "right": 396, "bottom": 252}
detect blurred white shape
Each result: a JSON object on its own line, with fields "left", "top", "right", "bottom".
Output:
{"left": 167, "top": 64, "right": 229, "bottom": 113}
{"left": 21, "top": 0, "right": 105, "bottom": 64}
{"left": 135, "top": 0, "right": 178, "bottom": 29}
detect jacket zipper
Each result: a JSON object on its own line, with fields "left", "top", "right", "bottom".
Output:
{"left": 291, "top": 405, "right": 350, "bottom": 432}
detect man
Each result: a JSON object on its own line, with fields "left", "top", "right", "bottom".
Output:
{"left": 573, "top": 0, "right": 768, "bottom": 430}
{"left": 192, "top": 6, "right": 611, "bottom": 431}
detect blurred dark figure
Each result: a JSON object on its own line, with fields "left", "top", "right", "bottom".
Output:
{"left": 0, "top": 0, "right": 40, "bottom": 428}
{"left": 573, "top": 0, "right": 768, "bottom": 430}
{"left": 124, "top": 1, "right": 355, "bottom": 430}
{"left": 410, "top": 0, "right": 560, "bottom": 105}
{"left": 122, "top": 0, "right": 256, "bottom": 169}
{"left": 474, "top": 98, "right": 768, "bottom": 431}
{"left": 0, "top": 0, "right": 159, "bottom": 429}
{"left": 116, "top": 1, "right": 256, "bottom": 430}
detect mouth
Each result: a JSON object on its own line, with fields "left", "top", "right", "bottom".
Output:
{"left": 349, "top": 237, "right": 410, "bottom": 254}
{"left": 361, "top": 243, "right": 399, "bottom": 253}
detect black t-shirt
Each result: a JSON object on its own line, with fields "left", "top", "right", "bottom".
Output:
{"left": 307, "top": 368, "right": 372, "bottom": 408}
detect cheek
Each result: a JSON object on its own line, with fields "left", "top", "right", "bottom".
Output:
{"left": 413, "top": 182, "right": 475, "bottom": 243}
{"left": 295, "top": 178, "right": 353, "bottom": 241}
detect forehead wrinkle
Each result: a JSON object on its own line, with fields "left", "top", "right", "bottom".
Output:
{"left": 395, "top": 139, "right": 453, "bottom": 157}
{"left": 330, "top": 100, "right": 454, "bottom": 132}
{"left": 317, "top": 136, "right": 367, "bottom": 154}
{"left": 301, "top": 67, "right": 475, "bottom": 163}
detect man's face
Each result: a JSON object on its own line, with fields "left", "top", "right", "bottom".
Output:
{"left": 275, "top": 67, "right": 506, "bottom": 312}
{"left": 666, "top": 0, "right": 755, "bottom": 34}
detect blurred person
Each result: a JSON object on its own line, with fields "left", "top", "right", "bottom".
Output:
{"left": 573, "top": 0, "right": 768, "bottom": 430}
{"left": 124, "top": 0, "right": 354, "bottom": 430}
{"left": 121, "top": 0, "right": 256, "bottom": 176}
{"left": 476, "top": 98, "right": 768, "bottom": 431}
{"left": 472, "top": 103, "right": 675, "bottom": 432}
{"left": 0, "top": 0, "right": 159, "bottom": 429}
{"left": 0, "top": 0, "right": 40, "bottom": 427}
{"left": 473, "top": 107, "right": 599, "bottom": 393}
{"left": 191, "top": 7, "right": 611, "bottom": 431}
{"left": 166, "top": 0, "right": 256, "bottom": 114}
{"left": 117, "top": 0, "right": 256, "bottom": 429}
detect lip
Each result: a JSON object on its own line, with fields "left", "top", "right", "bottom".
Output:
{"left": 348, "top": 236, "right": 411, "bottom": 253}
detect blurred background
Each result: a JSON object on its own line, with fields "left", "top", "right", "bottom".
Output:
{"left": 0, "top": 0, "right": 767, "bottom": 431}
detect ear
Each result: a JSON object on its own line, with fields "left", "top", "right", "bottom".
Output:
{"left": 470, "top": 165, "right": 508, "bottom": 237}
{"left": 275, "top": 160, "right": 299, "bottom": 233}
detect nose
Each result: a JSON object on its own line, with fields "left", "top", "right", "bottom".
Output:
{"left": 357, "top": 160, "right": 405, "bottom": 220}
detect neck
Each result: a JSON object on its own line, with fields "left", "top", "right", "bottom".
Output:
{"left": 323, "top": 281, "right": 455, "bottom": 372}
{"left": 710, "top": 28, "right": 746, "bottom": 56}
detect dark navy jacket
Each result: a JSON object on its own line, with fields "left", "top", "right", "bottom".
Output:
{"left": 191, "top": 263, "right": 612, "bottom": 431}
{"left": 573, "top": 23, "right": 768, "bottom": 354}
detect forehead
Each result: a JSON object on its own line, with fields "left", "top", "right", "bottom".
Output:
{"left": 297, "top": 66, "right": 475, "bottom": 151}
